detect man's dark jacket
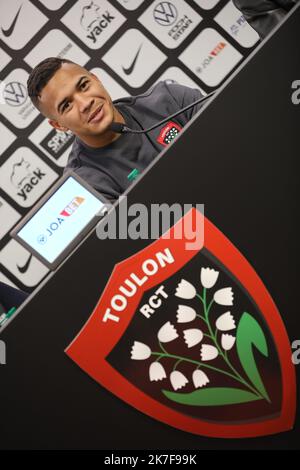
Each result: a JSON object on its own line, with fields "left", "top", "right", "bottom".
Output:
{"left": 233, "top": 0, "right": 298, "bottom": 38}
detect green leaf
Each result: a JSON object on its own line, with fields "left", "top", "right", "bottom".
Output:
{"left": 236, "top": 312, "right": 270, "bottom": 402}
{"left": 162, "top": 387, "right": 261, "bottom": 406}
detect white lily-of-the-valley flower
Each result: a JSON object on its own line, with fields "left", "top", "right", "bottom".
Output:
{"left": 149, "top": 362, "right": 167, "bottom": 382}
{"left": 170, "top": 371, "right": 189, "bottom": 391}
{"left": 200, "top": 344, "right": 219, "bottom": 361}
{"left": 221, "top": 333, "right": 236, "bottom": 351}
{"left": 183, "top": 328, "right": 203, "bottom": 348}
{"left": 131, "top": 341, "right": 151, "bottom": 360}
{"left": 176, "top": 305, "right": 197, "bottom": 323}
{"left": 158, "top": 321, "right": 178, "bottom": 343}
{"left": 192, "top": 369, "right": 210, "bottom": 388}
{"left": 213, "top": 287, "right": 234, "bottom": 306}
{"left": 175, "top": 279, "right": 197, "bottom": 299}
{"left": 200, "top": 267, "right": 219, "bottom": 289}
{"left": 215, "top": 311, "right": 236, "bottom": 331}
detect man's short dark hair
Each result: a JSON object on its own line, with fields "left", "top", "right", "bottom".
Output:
{"left": 27, "top": 57, "right": 75, "bottom": 110}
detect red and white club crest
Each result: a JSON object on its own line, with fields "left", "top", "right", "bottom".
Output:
{"left": 66, "top": 209, "right": 296, "bottom": 438}
{"left": 157, "top": 121, "right": 182, "bottom": 146}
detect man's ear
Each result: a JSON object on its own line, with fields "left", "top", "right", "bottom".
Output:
{"left": 48, "top": 119, "right": 69, "bottom": 132}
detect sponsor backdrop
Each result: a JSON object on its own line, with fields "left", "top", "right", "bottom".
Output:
{"left": 0, "top": 0, "right": 259, "bottom": 292}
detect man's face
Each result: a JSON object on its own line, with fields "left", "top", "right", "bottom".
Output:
{"left": 39, "top": 63, "right": 116, "bottom": 142}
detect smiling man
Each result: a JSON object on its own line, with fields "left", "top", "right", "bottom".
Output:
{"left": 33, "top": 60, "right": 125, "bottom": 149}
{"left": 27, "top": 57, "right": 203, "bottom": 202}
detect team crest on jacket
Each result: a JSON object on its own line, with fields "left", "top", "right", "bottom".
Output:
{"left": 157, "top": 121, "right": 182, "bottom": 146}
{"left": 66, "top": 209, "right": 296, "bottom": 438}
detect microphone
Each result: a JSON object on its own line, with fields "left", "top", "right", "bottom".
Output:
{"left": 110, "top": 90, "right": 216, "bottom": 134}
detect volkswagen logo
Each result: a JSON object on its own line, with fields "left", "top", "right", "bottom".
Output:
{"left": 3, "top": 81, "right": 27, "bottom": 107}
{"left": 153, "top": 2, "right": 178, "bottom": 26}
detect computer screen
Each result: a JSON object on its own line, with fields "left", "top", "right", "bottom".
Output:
{"left": 11, "top": 172, "right": 107, "bottom": 269}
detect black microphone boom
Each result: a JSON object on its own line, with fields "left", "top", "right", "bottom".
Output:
{"left": 110, "top": 90, "right": 216, "bottom": 135}
{"left": 110, "top": 122, "right": 132, "bottom": 133}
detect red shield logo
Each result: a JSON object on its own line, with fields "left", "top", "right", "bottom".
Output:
{"left": 66, "top": 209, "right": 296, "bottom": 438}
{"left": 157, "top": 121, "right": 182, "bottom": 146}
